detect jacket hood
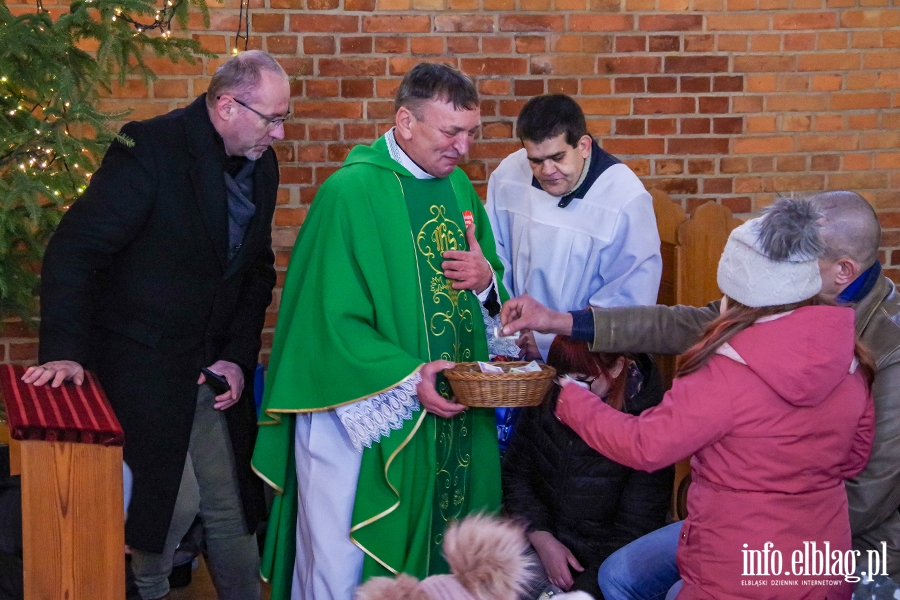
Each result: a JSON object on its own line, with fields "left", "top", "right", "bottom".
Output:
{"left": 343, "top": 135, "right": 413, "bottom": 176}
{"left": 726, "top": 305, "right": 857, "bottom": 407}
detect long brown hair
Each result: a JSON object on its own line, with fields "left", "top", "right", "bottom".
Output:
{"left": 677, "top": 296, "right": 875, "bottom": 388}
{"left": 547, "top": 336, "right": 631, "bottom": 411}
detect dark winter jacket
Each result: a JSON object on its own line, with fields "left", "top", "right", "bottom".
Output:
{"left": 501, "top": 355, "right": 674, "bottom": 569}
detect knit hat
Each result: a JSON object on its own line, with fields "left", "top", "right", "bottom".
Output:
{"left": 717, "top": 197, "right": 825, "bottom": 308}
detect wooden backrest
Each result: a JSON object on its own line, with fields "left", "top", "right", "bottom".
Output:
{"left": 650, "top": 190, "right": 742, "bottom": 521}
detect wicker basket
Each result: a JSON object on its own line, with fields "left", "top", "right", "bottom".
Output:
{"left": 444, "top": 362, "right": 557, "bottom": 408}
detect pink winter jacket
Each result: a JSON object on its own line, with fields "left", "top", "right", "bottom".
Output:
{"left": 557, "top": 305, "right": 874, "bottom": 599}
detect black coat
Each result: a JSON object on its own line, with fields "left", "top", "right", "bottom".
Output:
{"left": 38, "top": 95, "right": 277, "bottom": 552}
{"left": 502, "top": 355, "right": 674, "bottom": 574}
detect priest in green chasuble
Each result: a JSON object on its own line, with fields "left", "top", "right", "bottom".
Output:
{"left": 252, "top": 63, "right": 519, "bottom": 600}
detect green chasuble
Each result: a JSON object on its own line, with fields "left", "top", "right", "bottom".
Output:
{"left": 251, "top": 136, "right": 507, "bottom": 600}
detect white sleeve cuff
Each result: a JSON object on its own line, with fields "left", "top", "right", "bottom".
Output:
{"left": 335, "top": 372, "right": 422, "bottom": 452}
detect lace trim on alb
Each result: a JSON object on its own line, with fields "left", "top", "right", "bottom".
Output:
{"left": 336, "top": 372, "right": 422, "bottom": 452}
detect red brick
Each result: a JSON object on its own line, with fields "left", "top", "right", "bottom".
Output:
{"left": 765, "top": 95, "right": 827, "bottom": 112}
{"left": 655, "top": 159, "right": 684, "bottom": 175}
{"left": 598, "top": 56, "right": 662, "bottom": 74}
{"left": 616, "top": 119, "right": 646, "bottom": 136}
{"left": 721, "top": 157, "right": 749, "bottom": 173}
{"left": 649, "top": 35, "right": 680, "bottom": 52}
{"left": 681, "top": 76, "right": 711, "bottom": 93}
{"left": 713, "top": 117, "right": 743, "bottom": 134}
{"left": 480, "top": 79, "right": 511, "bottom": 95}
{"left": 435, "top": 15, "right": 494, "bottom": 32}
{"left": 462, "top": 57, "right": 528, "bottom": 75}
{"left": 515, "top": 79, "right": 545, "bottom": 96}
{"left": 668, "top": 138, "right": 729, "bottom": 154}
{"left": 499, "top": 15, "right": 565, "bottom": 32}
{"left": 411, "top": 37, "right": 444, "bottom": 55}
{"left": 841, "top": 10, "right": 900, "bottom": 28}
{"left": 665, "top": 55, "right": 729, "bottom": 73}
{"left": 295, "top": 101, "right": 364, "bottom": 119}
{"left": 776, "top": 155, "right": 807, "bottom": 171}
{"left": 548, "top": 78, "right": 579, "bottom": 95}
{"left": 551, "top": 35, "right": 582, "bottom": 53}
{"left": 722, "top": 197, "right": 752, "bottom": 214}
{"left": 817, "top": 31, "right": 849, "bottom": 50}
{"left": 344, "top": 123, "right": 378, "bottom": 140}
{"left": 615, "top": 78, "right": 646, "bottom": 94}
{"left": 634, "top": 96, "right": 696, "bottom": 115}
{"left": 707, "top": 14, "right": 769, "bottom": 30}
{"left": 9, "top": 342, "right": 37, "bottom": 362}
{"left": 681, "top": 118, "right": 710, "bottom": 134}
{"left": 483, "top": 121, "right": 513, "bottom": 139}
{"left": 315, "top": 165, "right": 342, "bottom": 184}
{"left": 734, "top": 136, "right": 794, "bottom": 154}
{"left": 483, "top": 37, "right": 513, "bottom": 53}
{"left": 784, "top": 33, "right": 816, "bottom": 51}
{"left": 733, "top": 55, "right": 796, "bottom": 72}
{"left": 448, "top": 36, "right": 480, "bottom": 54}
{"left": 319, "top": 58, "right": 386, "bottom": 77}
{"left": 363, "top": 16, "right": 430, "bottom": 33}
{"left": 280, "top": 166, "right": 313, "bottom": 185}
{"left": 849, "top": 114, "right": 879, "bottom": 130}
{"left": 811, "top": 154, "right": 840, "bottom": 171}
{"left": 584, "top": 35, "right": 613, "bottom": 53}
{"left": 773, "top": 12, "right": 837, "bottom": 29}
{"left": 648, "top": 77, "right": 678, "bottom": 93}
{"left": 516, "top": 36, "right": 547, "bottom": 54}
{"left": 703, "top": 178, "right": 733, "bottom": 194}
{"left": 582, "top": 78, "right": 612, "bottom": 95}
{"left": 580, "top": 98, "right": 631, "bottom": 115}
{"left": 341, "top": 37, "right": 374, "bottom": 54}
{"left": 749, "top": 34, "right": 782, "bottom": 52}
{"left": 570, "top": 14, "right": 634, "bottom": 32}
{"left": 861, "top": 132, "right": 900, "bottom": 150}
{"left": 685, "top": 34, "right": 715, "bottom": 52}
{"left": 717, "top": 34, "right": 749, "bottom": 52}
{"left": 368, "top": 101, "right": 397, "bottom": 119}
{"left": 603, "top": 138, "right": 666, "bottom": 155}
{"left": 648, "top": 119, "right": 677, "bottom": 135}
{"left": 274, "top": 207, "right": 308, "bottom": 227}
{"left": 649, "top": 178, "right": 699, "bottom": 195}
{"left": 303, "top": 36, "right": 335, "bottom": 54}
{"left": 252, "top": 13, "right": 285, "bottom": 32}
{"left": 345, "top": 0, "right": 376, "bottom": 8}
{"left": 687, "top": 159, "right": 716, "bottom": 175}
{"left": 290, "top": 15, "right": 358, "bottom": 33}
{"left": 798, "top": 53, "right": 860, "bottom": 71}
{"left": 341, "top": 79, "right": 373, "bottom": 98}
{"left": 831, "top": 172, "right": 889, "bottom": 190}
{"left": 639, "top": 14, "right": 703, "bottom": 31}
{"left": 306, "top": 79, "right": 339, "bottom": 98}
{"left": 375, "top": 37, "right": 408, "bottom": 54}
{"left": 615, "top": 35, "right": 647, "bottom": 52}
{"left": 308, "top": 0, "right": 340, "bottom": 7}
{"left": 699, "top": 96, "right": 729, "bottom": 113}
{"left": 153, "top": 79, "right": 189, "bottom": 99}
{"left": 831, "top": 93, "right": 891, "bottom": 110}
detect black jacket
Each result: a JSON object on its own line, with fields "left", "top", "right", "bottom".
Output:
{"left": 38, "top": 95, "right": 277, "bottom": 552}
{"left": 502, "top": 355, "right": 674, "bottom": 570}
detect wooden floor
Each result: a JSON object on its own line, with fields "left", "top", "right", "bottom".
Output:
{"left": 168, "top": 557, "right": 271, "bottom": 600}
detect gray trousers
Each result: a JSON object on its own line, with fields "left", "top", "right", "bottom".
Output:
{"left": 131, "top": 385, "right": 260, "bottom": 600}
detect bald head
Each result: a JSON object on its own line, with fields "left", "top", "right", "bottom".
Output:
{"left": 810, "top": 191, "right": 881, "bottom": 269}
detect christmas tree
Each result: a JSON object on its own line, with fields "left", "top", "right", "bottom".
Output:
{"left": 0, "top": 0, "right": 208, "bottom": 324}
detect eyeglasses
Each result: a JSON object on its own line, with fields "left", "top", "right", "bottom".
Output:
{"left": 572, "top": 375, "right": 597, "bottom": 387}
{"left": 222, "top": 96, "right": 289, "bottom": 131}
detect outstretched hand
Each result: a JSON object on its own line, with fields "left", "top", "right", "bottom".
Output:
{"left": 416, "top": 360, "right": 466, "bottom": 418}
{"left": 528, "top": 530, "right": 584, "bottom": 591}
{"left": 500, "top": 294, "right": 574, "bottom": 337}
{"left": 441, "top": 224, "right": 493, "bottom": 294}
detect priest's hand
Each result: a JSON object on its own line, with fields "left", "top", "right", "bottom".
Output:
{"left": 417, "top": 360, "right": 466, "bottom": 418}
{"left": 442, "top": 224, "right": 493, "bottom": 294}
{"left": 21, "top": 360, "right": 85, "bottom": 387}
{"left": 198, "top": 360, "right": 244, "bottom": 410}
{"left": 500, "top": 294, "right": 573, "bottom": 337}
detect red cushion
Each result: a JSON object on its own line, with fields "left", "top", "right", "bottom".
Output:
{"left": 0, "top": 364, "right": 124, "bottom": 446}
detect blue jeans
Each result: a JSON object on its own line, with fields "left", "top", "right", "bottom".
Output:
{"left": 598, "top": 521, "right": 682, "bottom": 600}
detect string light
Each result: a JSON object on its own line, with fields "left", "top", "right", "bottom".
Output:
{"left": 112, "top": 0, "right": 186, "bottom": 36}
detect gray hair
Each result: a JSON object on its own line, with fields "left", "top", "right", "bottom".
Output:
{"left": 757, "top": 197, "right": 825, "bottom": 261}
{"left": 808, "top": 190, "right": 881, "bottom": 268}
{"left": 394, "top": 62, "right": 478, "bottom": 117}
{"left": 206, "top": 50, "right": 288, "bottom": 110}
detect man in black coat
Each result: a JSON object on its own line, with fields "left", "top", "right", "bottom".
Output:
{"left": 22, "top": 50, "right": 289, "bottom": 600}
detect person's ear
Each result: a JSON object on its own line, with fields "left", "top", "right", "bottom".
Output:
{"left": 834, "top": 258, "right": 861, "bottom": 288}
{"left": 610, "top": 357, "right": 626, "bottom": 381}
{"left": 395, "top": 106, "right": 415, "bottom": 141}
{"left": 577, "top": 134, "right": 592, "bottom": 159}
{"left": 215, "top": 95, "right": 235, "bottom": 122}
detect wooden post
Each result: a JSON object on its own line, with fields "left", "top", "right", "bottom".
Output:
{"left": 0, "top": 365, "right": 125, "bottom": 600}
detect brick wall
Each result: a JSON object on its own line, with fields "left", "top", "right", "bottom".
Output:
{"left": 2, "top": 0, "right": 899, "bottom": 363}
